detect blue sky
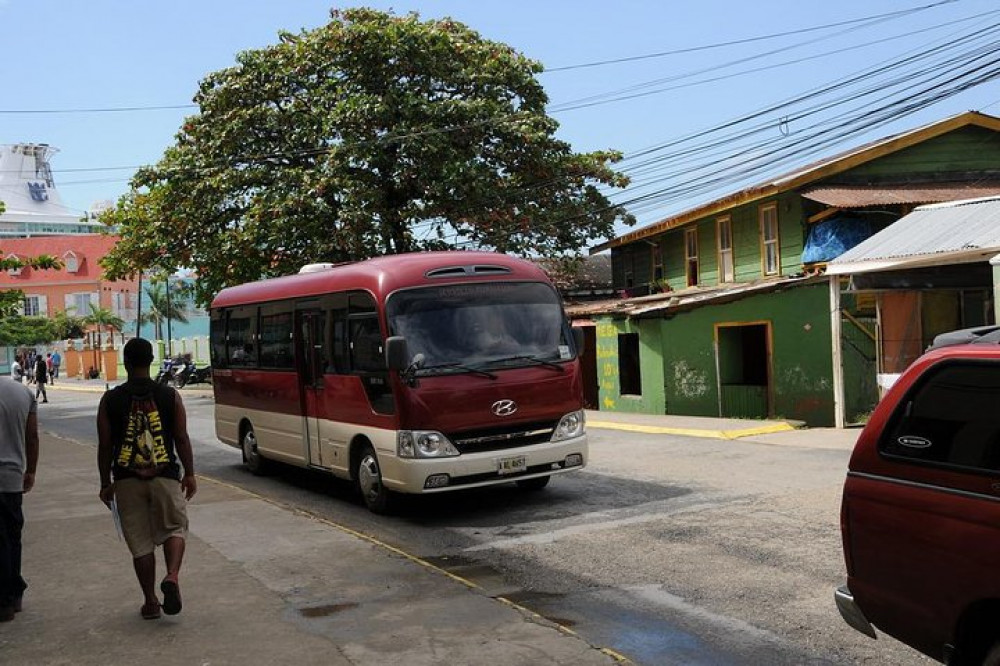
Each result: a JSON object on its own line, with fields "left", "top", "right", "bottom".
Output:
{"left": 2, "top": 0, "right": 999, "bottom": 240}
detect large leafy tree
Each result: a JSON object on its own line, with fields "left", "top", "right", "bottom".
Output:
{"left": 101, "top": 8, "right": 632, "bottom": 304}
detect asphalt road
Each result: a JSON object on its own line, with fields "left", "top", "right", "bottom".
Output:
{"left": 39, "top": 388, "right": 933, "bottom": 665}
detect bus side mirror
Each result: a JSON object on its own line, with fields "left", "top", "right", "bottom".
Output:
{"left": 572, "top": 327, "right": 585, "bottom": 355}
{"left": 385, "top": 336, "right": 409, "bottom": 371}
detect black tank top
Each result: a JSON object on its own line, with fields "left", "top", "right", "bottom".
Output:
{"left": 105, "top": 378, "right": 181, "bottom": 481}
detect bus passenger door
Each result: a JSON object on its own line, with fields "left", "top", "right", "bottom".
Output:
{"left": 297, "top": 309, "right": 326, "bottom": 468}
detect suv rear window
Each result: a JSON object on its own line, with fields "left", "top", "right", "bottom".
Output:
{"left": 880, "top": 360, "right": 1000, "bottom": 472}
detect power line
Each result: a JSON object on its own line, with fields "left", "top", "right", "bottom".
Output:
{"left": 0, "top": 1, "right": 960, "bottom": 116}
{"left": 0, "top": 104, "right": 196, "bottom": 115}
{"left": 541, "top": 0, "right": 959, "bottom": 73}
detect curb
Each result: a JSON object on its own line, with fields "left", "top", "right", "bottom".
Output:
{"left": 47, "top": 382, "right": 214, "bottom": 395}
{"left": 586, "top": 419, "right": 798, "bottom": 440}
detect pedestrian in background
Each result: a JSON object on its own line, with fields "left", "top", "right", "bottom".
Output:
{"left": 0, "top": 373, "right": 39, "bottom": 622}
{"left": 50, "top": 350, "right": 61, "bottom": 382}
{"left": 45, "top": 354, "right": 53, "bottom": 385}
{"left": 33, "top": 356, "right": 48, "bottom": 404}
{"left": 97, "top": 338, "right": 197, "bottom": 620}
{"left": 10, "top": 358, "right": 23, "bottom": 384}
{"left": 25, "top": 352, "right": 35, "bottom": 385}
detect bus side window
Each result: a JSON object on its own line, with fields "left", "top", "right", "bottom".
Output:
{"left": 227, "top": 308, "right": 256, "bottom": 367}
{"left": 350, "top": 316, "right": 385, "bottom": 372}
{"left": 210, "top": 311, "right": 227, "bottom": 368}
{"left": 347, "top": 291, "right": 393, "bottom": 414}
{"left": 260, "top": 308, "right": 294, "bottom": 369}
{"left": 328, "top": 300, "right": 349, "bottom": 374}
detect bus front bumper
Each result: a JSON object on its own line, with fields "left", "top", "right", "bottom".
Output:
{"left": 378, "top": 435, "right": 587, "bottom": 494}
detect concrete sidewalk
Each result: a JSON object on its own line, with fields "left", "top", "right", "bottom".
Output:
{"left": 586, "top": 410, "right": 860, "bottom": 450}
{"left": 0, "top": 434, "right": 620, "bottom": 666}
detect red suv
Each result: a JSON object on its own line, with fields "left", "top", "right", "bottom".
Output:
{"left": 837, "top": 326, "right": 1000, "bottom": 665}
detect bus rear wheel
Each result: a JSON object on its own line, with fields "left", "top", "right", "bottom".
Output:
{"left": 356, "top": 443, "right": 395, "bottom": 514}
{"left": 242, "top": 425, "right": 271, "bottom": 475}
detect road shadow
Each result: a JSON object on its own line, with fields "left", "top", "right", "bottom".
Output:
{"left": 237, "top": 460, "right": 691, "bottom": 528}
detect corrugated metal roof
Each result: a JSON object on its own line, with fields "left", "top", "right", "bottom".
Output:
{"left": 827, "top": 196, "right": 1000, "bottom": 275}
{"left": 800, "top": 182, "right": 1000, "bottom": 208}
{"left": 566, "top": 276, "right": 815, "bottom": 319}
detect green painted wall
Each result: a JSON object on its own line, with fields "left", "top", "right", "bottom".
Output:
{"left": 843, "top": 126, "right": 1000, "bottom": 178}
{"left": 612, "top": 126, "right": 1000, "bottom": 295}
{"left": 630, "top": 192, "right": 806, "bottom": 293}
{"left": 658, "top": 283, "right": 834, "bottom": 425}
{"left": 594, "top": 316, "right": 666, "bottom": 414}
{"left": 593, "top": 284, "right": 834, "bottom": 425}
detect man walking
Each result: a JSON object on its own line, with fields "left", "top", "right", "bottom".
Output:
{"left": 50, "top": 350, "right": 61, "bottom": 382}
{"left": 33, "top": 355, "right": 48, "bottom": 403}
{"left": 0, "top": 371, "right": 39, "bottom": 621}
{"left": 97, "top": 338, "right": 196, "bottom": 620}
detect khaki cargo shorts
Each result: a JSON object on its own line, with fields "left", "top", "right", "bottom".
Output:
{"left": 114, "top": 477, "right": 189, "bottom": 558}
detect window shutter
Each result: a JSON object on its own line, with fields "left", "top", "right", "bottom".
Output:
{"left": 65, "top": 294, "right": 76, "bottom": 312}
{"left": 38, "top": 295, "right": 48, "bottom": 316}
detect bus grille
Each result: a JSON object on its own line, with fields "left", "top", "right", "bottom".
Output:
{"left": 451, "top": 421, "right": 557, "bottom": 454}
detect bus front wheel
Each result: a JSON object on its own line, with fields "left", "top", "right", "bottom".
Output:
{"left": 356, "top": 443, "right": 395, "bottom": 514}
{"left": 242, "top": 425, "right": 271, "bottom": 475}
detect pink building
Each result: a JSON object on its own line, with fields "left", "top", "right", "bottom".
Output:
{"left": 0, "top": 234, "right": 138, "bottom": 324}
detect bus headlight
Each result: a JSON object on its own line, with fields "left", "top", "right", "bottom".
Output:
{"left": 398, "top": 431, "right": 460, "bottom": 458}
{"left": 552, "top": 410, "right": 585, "bottom": 442}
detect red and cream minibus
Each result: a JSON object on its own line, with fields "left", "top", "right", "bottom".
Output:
{"left": 210, "top": 251, "right": 587, "bottom": 512}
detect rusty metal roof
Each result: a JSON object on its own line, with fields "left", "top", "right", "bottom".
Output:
{"left": 800, "top": 181, "right": 1000, "bottom": 208}
{"left": 566, "top": 275, "right": 816, "bottom": 319}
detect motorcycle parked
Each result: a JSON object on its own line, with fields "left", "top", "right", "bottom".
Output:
{"left": 172, "top": 360, "right": 212, "bottom": 388}
{"left": 155, "top": 356, "right": 181, "bottom": 386}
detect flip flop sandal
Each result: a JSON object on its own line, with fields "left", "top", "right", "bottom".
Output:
{"left": 161, "top": 579, "right": 182, "bottom": 616}
{"left": 141, "top": 602, "right": 162, "bottom": 620}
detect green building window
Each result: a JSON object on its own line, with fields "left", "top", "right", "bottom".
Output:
{"left": 760, "top": 203, "right": 780, "bottom": 276}
{"left": 618, "top": 332, "right": 641, "bottom": 395}
{"left": 717, "top": 216, "right": 734, "bottom": 283}
{"left": 685, "top": 228, "right": 699, "bottom": 287}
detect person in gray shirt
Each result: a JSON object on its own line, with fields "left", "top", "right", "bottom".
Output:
{"left": 0, "top": 375, "right": 39, "bottom": 622}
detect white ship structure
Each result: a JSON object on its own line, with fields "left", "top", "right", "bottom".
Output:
{"left": 0, "top": 143, "right": 103, "bottom": 237}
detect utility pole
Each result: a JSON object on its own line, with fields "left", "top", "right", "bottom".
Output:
{"left": 166, "top": 276, "right": 173, "bottom": 357}
{"left": 136, "top": 273, "right": 143, "bottom": 337}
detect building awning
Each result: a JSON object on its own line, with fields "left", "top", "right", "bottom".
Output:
{"left": 800, "top": 181, "right": 1000, "bottom": 208}
{"left": 827, "top": 196, "right": 1000, "bottom": 275}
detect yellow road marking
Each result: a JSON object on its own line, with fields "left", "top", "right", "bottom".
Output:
{"left": 587, "top": 420, "right": 796, "bottom": 440}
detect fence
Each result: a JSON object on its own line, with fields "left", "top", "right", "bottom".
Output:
{"left": 58, "top": 336, "right": 211, "bottom": 381}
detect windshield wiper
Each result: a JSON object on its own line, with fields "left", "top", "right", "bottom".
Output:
{"left": 489, "top": 354, "right": 565, "bottom": 372}
{"left": 418, "top": 362, "right": 498, "bottom": 380}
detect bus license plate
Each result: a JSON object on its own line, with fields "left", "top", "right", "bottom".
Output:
{"left": 497, "top": 455, "right": 527, "bottom": 475}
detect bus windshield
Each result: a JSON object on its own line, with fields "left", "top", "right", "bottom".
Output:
{"left": 386, "top": 282, "right": 571, "bottom": 373}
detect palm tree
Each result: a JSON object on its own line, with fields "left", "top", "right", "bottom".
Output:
{"left": 84, "top": 304, "right": 125, "bottom": 351}
{"left": 141, "top": 281, "right": 189, "bottom": 341}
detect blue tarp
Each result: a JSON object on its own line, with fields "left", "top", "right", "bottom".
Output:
{"left": 802, "top": 216, "right": 873, "bottom": 264}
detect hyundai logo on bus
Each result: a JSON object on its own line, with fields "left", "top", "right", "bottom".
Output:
{"left": 492, "top": 400, "right": 518, "bottom": 417}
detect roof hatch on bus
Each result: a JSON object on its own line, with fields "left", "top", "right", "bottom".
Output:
{"left": 425, "top": 264, "right": 512, "bottom": 278}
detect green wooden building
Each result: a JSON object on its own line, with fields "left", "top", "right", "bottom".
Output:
{"left": 575, "top": 112, "right": 1000, "bottom": 426}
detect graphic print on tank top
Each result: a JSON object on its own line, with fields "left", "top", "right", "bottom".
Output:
{"left": 117, "top": 393, "right": 170, "bottom": 477}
